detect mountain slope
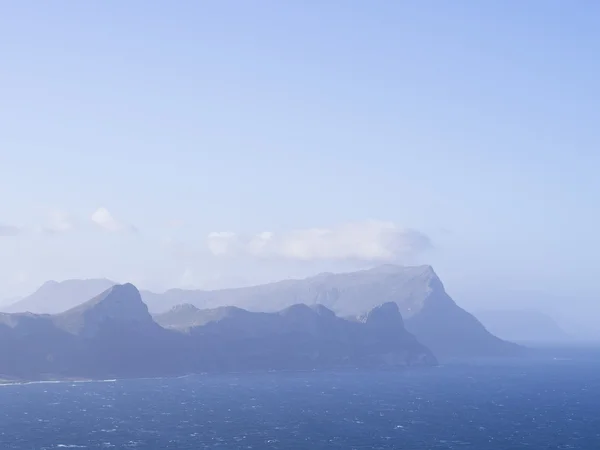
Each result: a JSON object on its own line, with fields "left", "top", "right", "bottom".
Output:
{"left": 0, "top": 283, "right": 181, "bottom": 380}
{"left": 155, "top": 304, "right": 252, "bottom": 330}
{"left": 3, "top": 279, "right": 116, "bottom": 314}
{"left": 142, "top": 265, "right": 438, "bottom": 314}
{"left": 54, "top": 283, "right": 157, "bottom": 337}
{"left": 156, "top": 301, "right": 436, "bottom": 370}
{"left": 0, "top": 284, "right": 436, "bottom": 380}
{"left": 147, "top": 265, "right": 521, "bottom": 358}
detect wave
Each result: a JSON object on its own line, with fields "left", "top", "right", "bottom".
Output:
{"left": 0, "top": 379, "right": 118, "bottom": 387}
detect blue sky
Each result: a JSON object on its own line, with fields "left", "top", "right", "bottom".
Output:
{"left": 1, "top": 1, "right": 599, "bottom": 329}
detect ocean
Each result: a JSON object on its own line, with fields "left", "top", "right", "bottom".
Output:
{"left": 1, "top": 358, "right": 600, "bottom": 449}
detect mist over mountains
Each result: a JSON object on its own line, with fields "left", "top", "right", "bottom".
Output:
{"left": 4, "top": 279, "right": 115, "bottom": 315}
{"left": 3, "top": 265, "right": 525, "bottom": 359}
{"left": 0, "top": 283, "right": 437, "bottom": 381}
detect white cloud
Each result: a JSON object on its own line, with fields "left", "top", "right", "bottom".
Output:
{"left": 91, "top": 207, "right": 136, "bottom": 233}
{"left": 206, "top": 220, "right": 431, "bottom": 262}
{"left": 0, "top": 224, "right": 21, "bottom": 237}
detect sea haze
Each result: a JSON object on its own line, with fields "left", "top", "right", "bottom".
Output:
{"left": 1, "top": 358, "right": 600, "bottom": 449}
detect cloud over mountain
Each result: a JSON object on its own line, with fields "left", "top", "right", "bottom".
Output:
{"left": 206, "top": 220, "right": 432, "bottom": 263}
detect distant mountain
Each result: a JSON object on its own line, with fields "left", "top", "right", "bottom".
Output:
{"left": 7, "top": 266, "right": 523, "bottom": 359}
{"left": 0, "top": 284, "right": 436, "bottom": 381}
{"left": 3, "top": 279, "right": 116, "bottom": 314}
{"left": 0, "top": 284, "right": 180, "bottom": 380}
{"left": 156, "top": 300, "right": 436, "bottom": 370}
{"left": 147, "top": 265, "right": 522, "bottom": 359}
{"left": 474, "top": 309, "right": 571, "bottom": 344}
{"left": 155, "top": 303, "right": 251, "bottom": 329}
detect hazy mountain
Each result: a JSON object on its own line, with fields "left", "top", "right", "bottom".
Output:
{"left": 155, "top": 303, "right": 252, "bottom": 329}
{"left": 156, "top": 300, "right": 436, "bottom": 370}
{"left": 0, "top": 284, "right": 181, "bottom": 380}
{"left": 143, "top": 265, "right": 446, "bottom": 314}
{"left": 474, "top": 309, "right": 572, "bottom": 344}
{"left": 5, "top": 266, "right": 522, "bottom": 359}
{"left": 147, "top": 265, "right": 522, "bottom": 358}
{"left": 0, "top": 284, "right": 436, "bottom": 381}
{"left": 3, "top": 279, "right": 116, "bottom": 314}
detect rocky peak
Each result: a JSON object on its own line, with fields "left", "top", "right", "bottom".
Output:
{"left": 55, "top": 283, "right": 153, "bottom": 336}
{"left": 279, "top": 303, "right": 314, "bottom": 317}
{"left": 367, "top": 264, "right": 434, "bottom": 277}
{"left": 155, "top": 305, "right": 249, "bottom": 330}
{"left": 360, "top": 302, "right": 405, "bottom": 328}
{"left": 87, "top": 283, "right": 148, "bottom": 317}
{"left": 310, "top": 304, "right": 336, "bottom": 318}
{"left": 279, "top": 303, "right": 338, "bottom": 323}
{"left": 169, "top": 303, "right": 200, "bottom": 313}
{"left": 5, "top": 278, "right": 116, "bottom": 314}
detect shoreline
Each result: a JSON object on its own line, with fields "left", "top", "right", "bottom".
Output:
{"left": 0, "top": 377, "right": 117, "bottom": 386}
{"left": 0, "top": 364, "right": 439, "bottom": 386}
{"left": 0, "top": 358, "right": 569, "bottom": 386}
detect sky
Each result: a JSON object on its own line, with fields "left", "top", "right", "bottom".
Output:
{"left": 1, "top": 1, "right": 599, "bottom": 330}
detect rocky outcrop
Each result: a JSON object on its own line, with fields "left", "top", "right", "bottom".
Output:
{"left": 53, "top": 283, "right": 156, "bottom": 337}
{"left": 148, "top": 265, "right": 523, "bottom": 358}
{"left": 0, "top": 284, "right": 180, "bottom": 380}
{"left": 5, "top": 265, "right": 523, "bottom": 359}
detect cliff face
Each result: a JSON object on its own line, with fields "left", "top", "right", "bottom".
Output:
{"left": 150, "top": 265, "right": 522, "bottom": 358}
{"left": 401, "top": 275, "right": 522, "bottom": 357}
{"left": 0, "top": 284, "right": 436, "bottom": 381}
{"left": 53, "top": 283, "right": 156, "bottom": 337}
{"left": 0, "top": 284, "right": 181, "bottom": 380}
{"left": 156, "top": 300, "right": 437, "bottom": 371}
{"left": 3, "top": 265, "right": 523, "bottom": 360}
{"left": 355, "top": 302, "right": 437, "bottom": 366}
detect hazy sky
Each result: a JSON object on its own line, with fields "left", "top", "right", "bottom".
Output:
{"left": 1, "top": 2, "right": 599, "bottom": 316}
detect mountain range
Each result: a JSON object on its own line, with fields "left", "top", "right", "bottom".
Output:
{"left": 3, "top": 265, "right": 523, "bottom": 359}
{"left": 3, "top": 279, "right": 115, "bottom": 314}
{"left": 0, "top": 283, "right": 436, "bottom": 381}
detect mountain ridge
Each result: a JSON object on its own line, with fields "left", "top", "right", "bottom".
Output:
{"left": 3, "top": 265, "right": 523, "bottom": 358}
{"left": 147, "top": 265, "right": 521, "bottom": 358}
{"left": 52, "top": 283, "right": 156, "bottom": 338}
{"left": 0, "top": 283, "right": 437, "bottom": 380}
{"left": 4, "top": 278, "right": 116, "bottom": 314}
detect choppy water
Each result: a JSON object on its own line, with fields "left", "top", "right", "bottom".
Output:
{"left": 1, "top": 359, "right": 600, "bottom": 449}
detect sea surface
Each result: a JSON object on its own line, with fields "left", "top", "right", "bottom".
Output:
{"left": 1, "top": 357, "right": 600, "bottom": 449}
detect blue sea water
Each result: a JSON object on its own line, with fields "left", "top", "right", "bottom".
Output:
{"left": 1, "top": 359, "right": 600, "bottom": 449}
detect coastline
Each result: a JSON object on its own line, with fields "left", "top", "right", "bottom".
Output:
{"left": 0, "top": 364, "right": 440, "bottom": 386}
{"left": 0, "top": 377, "right": 115, "bottom": 386}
